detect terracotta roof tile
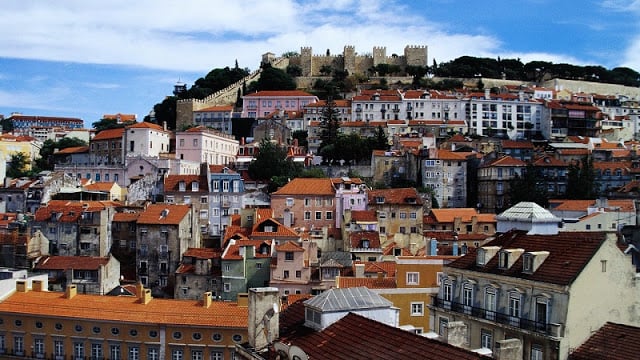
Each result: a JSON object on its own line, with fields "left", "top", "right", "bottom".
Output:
{"left": 164, "top": 175, "right": 209, "bottom": 192}
{"left": 0, "top": 290, "right": 247, "bottom": 328}
{"left": 136, "top": 204, "right": 191, "bottom": 225}
{"left": 368, "top": 188, "right": 423, "bottom": 205}
{"left": 113, "top": 212, "right": 140, "bottom": 222}
{"left": 350, "top": 210, "right": 377, "bottom": 222}
{"left": 126, "top": 121, "right": 165, "bottom": 131}
{"left": 429, "top": 208, "right": 495, "bottom": 223}
{"left": 276, "top": 241, "right": 305, "bottom": 252}
{"left": 272, "top": 178, "right": 334, "bottom": 196}
{"left": 501, "top": 140, "right": 534, "bottom": 149}
{"left": 447, "top": 230, "right": 606, "bottom": 285}
{"left": 482, "top": 155, "right": 527, "bottom": 167}
{"left": 223, "top": 240, "right": 272, "bottom": 260}
{"left": 34, "top": 256, "right": 110, "bottom": 270}
{"left": 83, "top": 182, "right": 116, "bottom": 192}
{"left": 183, "top": 247, "right": 222, "bottom": 259}
{"left": 568, "top": 322, "right": 640, "bottom": 360}
{"left": 55, "top": 146, "right": 89, "bottom": 154}
{"left": 349, "top": 231, "right": 381, "bottom": 249}
{"left": 92, "top": 128, "right": 124, "bottom": 141}
{"left": 337, "top": 276, "right": 396, "bottom": 289}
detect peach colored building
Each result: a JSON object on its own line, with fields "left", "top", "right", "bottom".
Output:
{"left": 270, "top": 178, "right": 337, "bottom": 231}
{"left": 269, "top": 240, "right": 318, "bottom": 296}
{"left": 241, "top": 90, "right": 318, "bottom": 119}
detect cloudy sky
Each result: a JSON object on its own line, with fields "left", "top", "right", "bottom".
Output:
{"left": 1, "top": 0, "right": 639, "bottom": 126}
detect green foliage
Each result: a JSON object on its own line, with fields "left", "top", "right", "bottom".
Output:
{"left": 148, "top": 96, "right": 178, "bottom": 130}
{"left": 318, "top": 98, "right": 341, "bottom": 161}
{"left": 92, "top": 118, "right": 135, "bottom": 133}
{"left": 319, "top": 65, "right": 333, "bottom": 76}
{"left": 249, "top": 63, "right": 297, "bottom": 92}
{"left": 369, "top": 125, "right": 389, "bottom": 151}
{"left": 286, "top": 65, "right": 303, "bottom": 77}
{"left": 7, "top": 152, "right": 31, "bottom": 178}
{"left": 507, "top": 164, "right": 549, "bottom": 208}
{"left": 566, "top": 157, "right": 599, "bottom": 199}
{"left": 186, "top": 66, "right": 250, "bottom": 99}
{"left": 36, "top": 137, "right": 88, "bottom": 171}
{"left": 299, "top": 167, "right": 326, "bottom": 178}
{"left": 281, "top": 51, "right": 299, "bottom": 58}
{"left": 248, "top": 139, "right": 301, "bottom": 191}
{"left": 0, "top": 118, "right": 14, "bottom": 132}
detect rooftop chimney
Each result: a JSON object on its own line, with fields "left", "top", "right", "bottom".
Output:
{"left": 203, "top": 292, "right": 212, "bottom": 308}
{"left": 16, "top": 280, "right": 27, "bottom": 293}
{"left": 248, "top": 287, "right": 280, "bottom": 351}
{"left": 355, "top": 263, "right": 365, "bottom": 278}
{"left": 494, "top": 338, "right": 523, "bottom": 360}
{"left": 32, "top": 280, "right": 44, "bottom": 292}
{"left": 139, "top": 288, "right": 152, "bottom": 304}
{"left": 65, "top": 284, "right": 77, "bottom": 299}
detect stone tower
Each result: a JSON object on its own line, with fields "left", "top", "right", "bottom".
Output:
{"left": 372, "top": 46, "right": 387, "bottom": 66}
{"left": 343, "top": 45, "right": 356, "bottom": 76}
{"left": 404, "top": 45, "right": 428, "bottom": 67}
{"left": 300, "top": 46, "right": 313, "bottom": 77}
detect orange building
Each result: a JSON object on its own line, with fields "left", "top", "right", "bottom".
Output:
{"left": 0, "top": 281, "right": 247, "bottom": 359}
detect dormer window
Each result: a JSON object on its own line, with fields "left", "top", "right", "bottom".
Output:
{"left": 498, "top": 251, "right": 509, "bottom": 269}
{"left": 477, "top": 249, "right": 486, "bottom": 266}
{"left": 191, "top": 182, "right": 199, "bottom": 192}
{"left": 406, "top": 197, "right": 417, "bottom": 204}
{"left": 361, "top": 239, "right": 370, "bottom": 248}
{"left": 523, "top": 253, "right": 534, "bottom": 273}
{"left": 179, "top": 181, "right": 186, "bottom": 191}
{"left": 375, "top": 196, "right": 385, "bottom": 204}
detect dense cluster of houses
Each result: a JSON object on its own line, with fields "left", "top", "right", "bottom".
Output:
{"left": 0, "top": 78, "right": 639, "bottom": 359}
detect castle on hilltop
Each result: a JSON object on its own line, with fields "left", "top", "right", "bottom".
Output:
{"left": 263, "top": 45, "right": 428, "bottom": 77}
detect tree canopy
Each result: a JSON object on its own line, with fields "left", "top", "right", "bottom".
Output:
{"left": 566, "top": 157, "right": 599, "bottom": 199}
{"left": 507, "top": 164, "right": 549, "bottom": 208}
{"left": 248, "top": 63, "right": 297, "bottom": 92}
{"left": 7, "top": 152, "right": 31, "bottom": 178}
{"left": 248, "top": 138, "right": 301, "bottom": 192}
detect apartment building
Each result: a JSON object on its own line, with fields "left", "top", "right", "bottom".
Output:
{"left": 174, "top": 247, "right": 222, "bottom": 300}
{"left": 477, "top": 155, "right": 526, "bottom": 213}
{"left": 0, "top": 280, "right": 247, "bottom": 360}
{"left": 241, "top": 90, "right": 318, "bottom": 119}
{"left": 175, "top": 126, "right": 239, "bottom": 167}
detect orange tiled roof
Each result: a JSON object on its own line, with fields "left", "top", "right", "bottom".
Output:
{"left": 164, "top": 175, "right": 209, "bottom": 192}
{"left": 276, "top": 240, "right": 304, "bottom": 252}
{"left": 34, "top": 200, "right": 119, "bottom": 222}
{"left": 183, "top": 247, "right": 222, "bottom": 259}
{"left": 429, "top": 208, "right": 496, "bottom": 223}
{"left": 435, "top": 149, "right": 472, "bottom": 160}
{"left": 83, "top": 182, "right": 116, "bottom": 192}
{"left": 501, "top": 140, "right": 534, "bottom": 149}
{"left": 137, "top": 204, "right": 191, "bottom": 225}
{"left": 55, "top": 146, "right": 89, "bottom": 155}
{"left": 368, "top": 188, "right": 423, "bottom": 205}
{"left": 482, "top": 155, "right": 527, "bottom": 167}
{"left": 0, "top": 290, "right": 247, "bottom": 328}
{"left": 126, "top": 121, "right": 165, "bottom": 131}
{"left": 382, "top": 242, "right": 412, "bottom": 257}
{"left": 223, "top": 240, "right": 272, "bottom": 260}
{"left": 569, "top": 322, "right": 640, "bottom": 360}
{"left": 92, "top": 128, "right": 124, "bottom": 141}
{"left": 350, "top": 210, "right": 377, "bottom": 222}
{"left": 34, "top": 256, "right": 109, "bottom": 270}
{"left": 549, "top": 199, "right": 635, "bottom": 212}
{"left": 350, "top": 231, "right": 381, "bottom": 249}
{"left": 337, "top": 276, "right": 396, "bottom": 289}
{"left": 272, "top": 178, "right": 334, "bottom": 196}
{"left": 113, "top": 212, "right": 140, "bottom": 222}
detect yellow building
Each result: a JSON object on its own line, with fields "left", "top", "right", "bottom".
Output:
{"left": 0, "top": 281, "right": 248, "bottom": 359}
{"left": 0, "top": 134, "right": 41, "bottom": 182}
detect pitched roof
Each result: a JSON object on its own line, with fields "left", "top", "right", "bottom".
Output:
{"left": 222, "top": 240, "right": 272, "bottom": 260}
{"left": 113, "top": 212, "right": 140, "bottom": 222}
{"left": 34, "top": 200, "right": 120, "bottom": 222}
{"left": 337, "top": 276, "right": 396, "bottom": 289}
{"left": 482, "top": 155, "right": 527, "bottom": 167}
{"left": 350, "top": 231, "right": 381, "bottom": 249}
{"left": 447, "top": 230, "right": 607, "bottom": 285}
{"left": 549, "top": 199, "right": 635, "bottom": 212}
{"left": 350, "top": 210, "right": 377, "bottom": 222}
{"left": 367, "top": 188, "right": 423, "bottom": 205}
{"left": 304, "top": 287, "right": 391, "bottom": 312}
{"left": 55, "top": 146, "right": 89, "bottom": 154}
{"left": 501, "top": 140, "right": 534, "bottom": 149}
{"left": 183, "top": 247, "right": 222, "bottom": 259}
{"left": 164, "top": 175, "right": 209, "bottom": 192}
{"left": 496, "top": 202, "right": 560, "bottom": 222}
{"left": 34, "top": 256, "right": 110, "bottom": 270}
{"left": 126, "top": 121, "right": 165, "bottom": 131}
{"left": 568, "top": 322, "right": 640, "bottom": 360}
{"left": 276, "top": 241, "right": 305, "bottom": 252}
{"left": 83, "top": 182, "right": 116, "bottom": 192}
{"left": 136, "top": 204, "right": 191, "bottom": 225}
{"left": 0, "top": 289, "right": 247, "bottom": 328}
{"left": 92, "top": 127, "right": 124, "bottom": 141}
{"left": 278, "top": 312, "right": 490, "bottom": 360}
{"left": 272, "top": 178, "right": 334, "bottom": 196}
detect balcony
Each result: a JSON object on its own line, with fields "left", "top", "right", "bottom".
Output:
{"left": 432, "top": 297, "right": 560, "bottom": 337}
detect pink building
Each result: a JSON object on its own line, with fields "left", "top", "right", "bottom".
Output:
{"left": 241, "top": 90, "right": 319, "bottom": 118}
{"left": 269, "top": 240, "right": 318, "bottom": 296}
{"left": 270, "top": 178, "right": 336, "bottom": 231}
{"left": 175, "top": 126, "right": 239, "bottom": 167}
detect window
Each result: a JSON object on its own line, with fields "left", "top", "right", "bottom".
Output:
{"left": 296, "top": 270, "right": 301, "bottom": 278}
{"left": 283, "top": 270, "right": 289, "bottom": 279}
{"left": 148, "top": 348, "right": 160, "bottom": 360}
{"left": 411, "top": 302, "right": 424, "bottom": 316}
{"left": 212, "top": 333, "right": 222, "bottom": 342}
{"left": 443, "top": 281, "right": 452, "bottom": 303}
{"left": 173, "top": 331, "right": 182, "bottom": 340}
{"left": 438, "top": 317, "right": 448, "bottom": 336}
{"left": 601, "top": 260, "right": 607, "bottom": 272}
{"left": 485, "top": 288, "right": 497, "bottom": 320}
{"left": 304, "top": 211, "right": 311, "bottom": 220}
{"left": 304, "top": 198, "right": 311, "bottom": 206}
{"left": 14, "top": 335, "right": 24, "bottom": 354}
{"left": 285, "top": 252, "right": 294, "bottom": 261}
{"left": 481, "top": 329, "right": 493, "bottom": 349}
{"left": 509, "top": 292, "right": 522, "bottom": 326}
{"left": 523, "top": 253, "right": 533, "bottom": 273}
{"left": 315, "top": 211, "right": 322, "bottom": 220}
{"left": 34, "top": 338, "right": 44, "bottom": 355}
{"left": 531, "top": 345, "right": 543, "bottom": 360}
{"left": 462, "top": 284, "right": 474, "bottom": 313}
{"left": 286, "top": 197, "right": 294, "bottom": 206}
{"left": 326, "top": 211, "right": 333, "bottom": 220}
{"left": 172, "top": 349, "right": 184, "bottom": 360}
{"left": 406, "top": 272, "right": 419, "bottom": 285}
{"left": 232, "top": 334, "right": 242, "bottom": 342}
{"left": 498, "top": 251, "right": 509, "bottom": 269}
{"left": 399, "top": 212, "right": 407, "bottom": 219}
{"left": 111, "top": 327, "right": 120, "bottom": 335}
{"left": 55, "top": 340, "right": 64, "bottom": 357}
{"left": 74, "top": 342, "right": 84, "bottom": 359}
{"left": 92, "top": 343, "right": 103, "bottom": 359}
{"left": 192, "top": 350, "right": 203, "bottom": 360}
{"left": 211, "top": 351, "right": 223, "bottom": 360}
{"left": 410, "top": 212, "right": 417, "bottom": 219}
{"left": 223, "top": 283, "right": 230, "bottom": 292}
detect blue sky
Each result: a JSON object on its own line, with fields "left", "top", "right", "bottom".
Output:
{"left": 1, "top": 0, "right": 639, "bottom": 127}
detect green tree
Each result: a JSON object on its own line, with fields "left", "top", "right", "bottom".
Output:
{"left": 318, "top": 98, "right": 341, "bottom": 163}
{"left": 36, "top": 137, "right": 88, "bottom": 171}
{"left": 251, "top": 63, "right": 297, "bottom": 91}
{"left": 292, "top": 130, "right": 308, "bottom": 149}
{"left": 369, "top": 125, "right": 389, "bottom": 151}
{"left": 286, "top": 65, "right": 302, "bottom": 77}
{"left": 566, "top": 157, "right": 599, "bottom": 199}
{"left": 7, "top": 152, "right": 30, "bottom": 178}
{"left": 319, "top": 65, "right": 333, "bottom": 76}
{"left": 248, "top": 138, "right": 300, "bottom": 192}
{"left": 148, "top": 96, "right": 178, "bottom": 130}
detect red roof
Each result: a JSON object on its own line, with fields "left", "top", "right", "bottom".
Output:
{"left": 126, "top": 121, "right": 165, "bottom": 131}
{"left": 337, "top": 276, "right": 396, "bottom": 289}
{"left": 447, "top": 230, "right": 606, "bottom": 285}
{"left": 136, "top": 204, "right": 191, "bottom": 225}
{"left": 569, "top": 322, "right": 640, "bottom": 360}
{"left": 35, "top": 256, "right": 110, "bottom": 270}
{"left": 164, "top": 175, "right": 209, "bottom": 192}
{"left": 368, "top": 188, "right": 423, "bottom": 205}
{"left": 350, "top": 231, "right": 381, "bottom": 249}
{"left": 350, "top": 210, "right": 377, "bottom": 222}
{"left": 55, "top": 146, "right": 89, "bottom": 154}
{"left": 278, "top": 312, "right": 490, "bottom": 360}
{"left": 92, "top": 128, "right": 124, "bottom": 141}
{"left": 272, "top": 178, "right": 334, "bottom": 196}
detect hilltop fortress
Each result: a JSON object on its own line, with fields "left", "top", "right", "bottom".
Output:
{"left": 175, "top": 45, "right": 428, "bottom": 128}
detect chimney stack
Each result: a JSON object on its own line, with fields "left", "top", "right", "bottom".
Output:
{"left": 32, "top": 280, "right": 44, "bottom": 292}
{"left": 65, "top": 284, "right": 77, "bottom": 299}
{"left": 494, "top": 338, "right": 523, "bottom": 360}
{"left": 16, "top": 280, "right": 27, "bottom": 293}
{"left": 139, "top": 288, "right": 152, "bottom": 304}
{"left": 203, "top": 292, "right": 212, "bottom": 308}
